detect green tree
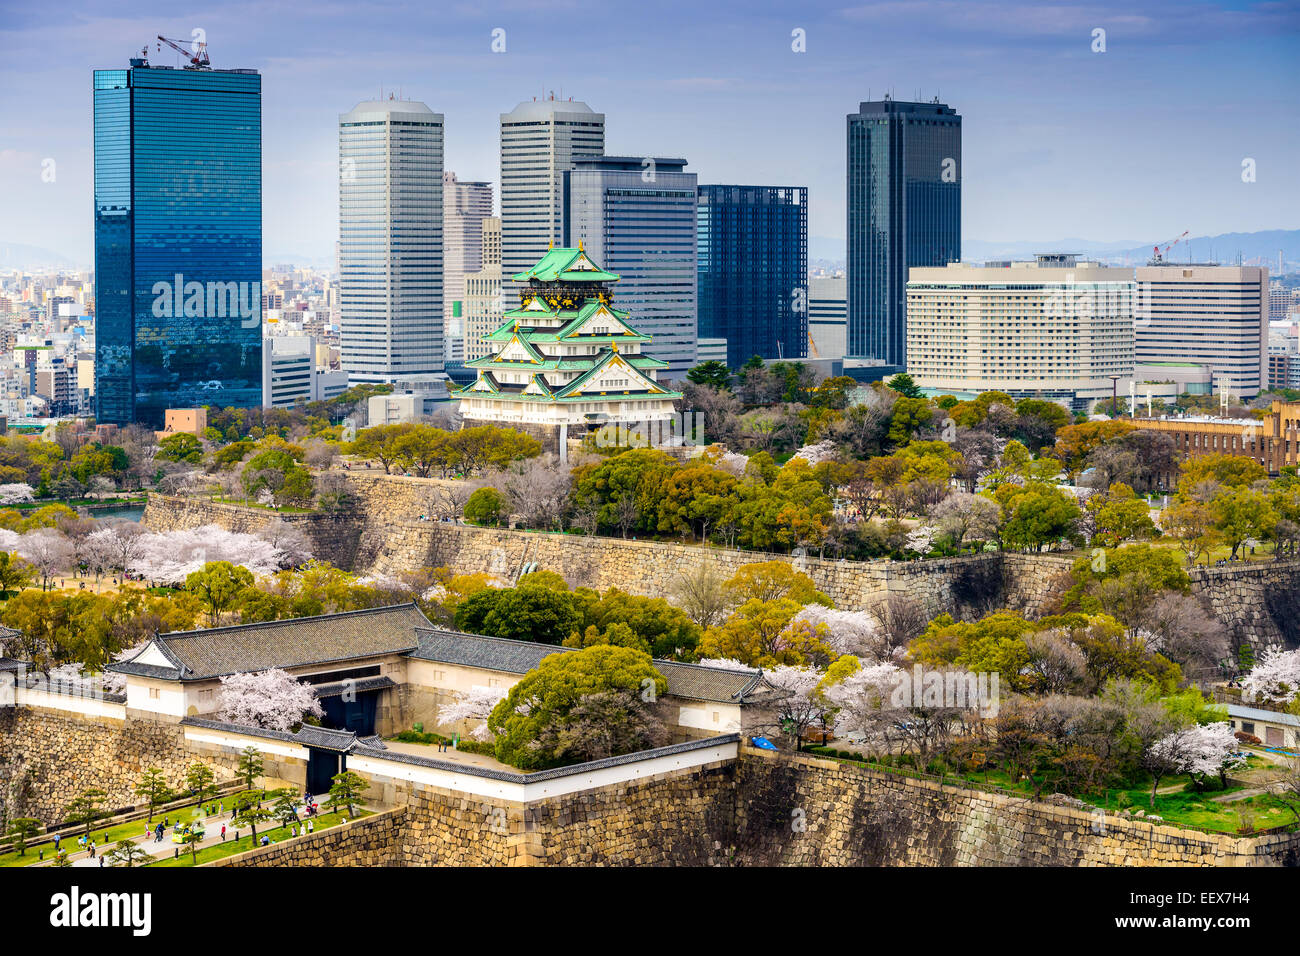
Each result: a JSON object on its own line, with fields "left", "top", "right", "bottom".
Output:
{"left": 463, "top": 487, "right": 507, "bottom": 527}
{"left": 178, "top": 826, "right": 204, "bottom": 864}
{"left": 241, "top": 449, "right": 314, "bottom": 507}
{"left": 0, "top": 551, "right": 34, "bottom": 596}
{"left": 185, "top": 762, "right": 216, "bottom": 806}
{"left": 686, "top": 360, "right": 731, "bottom": 391}
{"left": 155, "top": 432, "right": 204, "bottom": 464}
{"left": 347, "top": 423, "right": 413, "bottom": 474}
{"left": 723, "top": 560, "right": 831, "bottom": 606}
{"left": 5, "top": 817, "right": 40, "bottom": 856}
{"left": 236, "top": 746, "right": 264, "bottom": 790}
{"left": 994, "top": 481, "right": 1081, "bottom": 551}
{"left": 185, "top": 561, "right": 256, "bottom": 624}
{"left": 64, "top": 787, "right": 107, "bottom": 842}
{"left": 325, "top": 770, "right": 369, "bottom": 817}
{"left": 453, "top": 584, "right": 583, "bottom": 645}
{"left": 230, "top": 790, "right": 273, "bottom": 845}
{"left": 488, "top": 645, "right": 668, "bottom": 770}
{"left": 106, "top": 838, "right": 150, "bottom": 868}
{"left": 1209, "top": 485, "right": 1276, "bottom": 560}
{"left": 699, "top": 597, "right": 833, "bottom": 668}
{"left": 134, "top": 768, "right": 175, "bottom": 822}
{"left": 887, "top": 372, "right": 923, "bottom": 399}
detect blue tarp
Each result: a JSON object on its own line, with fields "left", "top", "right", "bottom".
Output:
{"left": 750, "top": 736, "right": 779, "bottom": 750}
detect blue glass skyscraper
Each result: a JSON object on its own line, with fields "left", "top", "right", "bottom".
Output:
{"left": 94, "top": 56, "right": 262, "bottom": 426}
{"left": 846, "top": 98, "right": 961, "bottom": 375}
{"left": 696, "top": 185, "right": 807, "bottom": 369}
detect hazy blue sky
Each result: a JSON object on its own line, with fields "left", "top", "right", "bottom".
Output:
{"left": 1, "top": 0, "right": 1297, "bottom": 264}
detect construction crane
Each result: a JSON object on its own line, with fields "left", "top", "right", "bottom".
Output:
{"left": 1151, "top": 230, "right": 1189, "bottom": 264}
{"left": 156, "top": 35, "right": 210, "bottom": 70}
{"left": 807, "top": 329, "right": 820, "bottom": 359}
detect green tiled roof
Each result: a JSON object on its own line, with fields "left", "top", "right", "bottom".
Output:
{"left": 511, "top": 247, "right": 619, "bottom": 283}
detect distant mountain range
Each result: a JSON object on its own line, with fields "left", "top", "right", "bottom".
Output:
{"left": 811, "top": 229, "right": 1300, "bottom": 271}
{"left": 0, "top": 242, "right": 83, "bottom": 271}
{"left": 5, "top": 229, "right": 1298, "bottom": 274}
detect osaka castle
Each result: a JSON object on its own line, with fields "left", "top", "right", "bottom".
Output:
{"left": 456, "top": 245, "right": 682, "bottom": 457}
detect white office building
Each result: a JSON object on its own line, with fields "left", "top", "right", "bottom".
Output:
{"left": 443, "top": 173, "right": 494, "bottom": 366}
{"left": 499, "top": 96, "right": 604, "bottom": 300}
{"left": 808, "top": 276, "right": 847, "bottom": 361}
{"left": 338, "top": 98, "right": 444, "bottom": 384}
{"left": 1135, "top": 264, "right": 1269, "bottom": 399}
{"left": 906, "top": 255, "right": 1135, "bottom": 411}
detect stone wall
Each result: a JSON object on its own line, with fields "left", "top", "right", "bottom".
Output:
{"left": 141, "top": 495, "right": 364, "bottom": 570}
{"left": 0, "top": 708, "right": 192, "bottom": 824}
{"left": 211, "top": 808, "right": 405, "bottom": 867}
{"left": 730, "top": 748, "right": 1300, "bottom": 867}
{"left": 219, "top": 748, "right": 1300, "bottom": 867}
{"left": 145, "top": 478, "right": 1300, "bottom": 650}
{"left": 1189, "top": 560, "right": 1300, "bottom": 651}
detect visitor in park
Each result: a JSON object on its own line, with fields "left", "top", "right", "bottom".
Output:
{"left": 221, "top": 824, "right": 226, "bottom": 841}
{"left": 307, "top": 820, "right": 313, "bottom": 834}
{"left": 53, "top": 833, "right": 60, "bottom": 851}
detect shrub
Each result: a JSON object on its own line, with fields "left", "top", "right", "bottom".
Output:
{"left": 1234, "top": 730, "right": 1262, "bottom": 746}
{"left": 464, "top": 487, "right": 506, "bottom": 527}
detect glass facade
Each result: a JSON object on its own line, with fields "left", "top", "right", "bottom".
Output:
{"left": 565, "top": 157, "right": 698, "bottom": 373}
{"left": 94, "top": 64, "right": 262, "bottom": 426}
{"left": 846, "top": 99, "right": 961, "bottom": 373}
{"left": 696, "top": 185, "right": 808, "bottom": 369}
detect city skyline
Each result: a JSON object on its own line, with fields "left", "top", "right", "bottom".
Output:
{"left": 2, "top": 0, "right": 1298, "bottom": 266}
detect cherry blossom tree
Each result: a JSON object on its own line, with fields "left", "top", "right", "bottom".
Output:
{"left": 217, "top": 669, "right": 324, "bottom": 731}
{"left": 131, "top": 525, "right": 307, "bottom": 584}
{"left": 1240, "top": 647, "right": 1300, "bottom": 704}
{"left": 436, "top": 687, "right": 507, "bottom": 740}
{"left": 16, "top": 528, "right": 74, "bottom": 590}
{"left": 1148, "top": 722, "right": 1244, "bottom": 801}
{"left": 762, "top": 665, "right": 832, "bottom": 748}
{"left": 86, "top": 522, "right": 146, "bottom": 580}
{"left": 821, "top": 661, "right": 904, "bottom": 758}
{"left": 905, "top": 524, "right": 940, "bottom": 556}
{"left": 791, "top": 441, "right": 838, "bottom": 465}
{"left": 0, "top": 484, "right": 35, "bottom": 505}
{"left": 792, "top": 605, "right": 895, "bottom": 660}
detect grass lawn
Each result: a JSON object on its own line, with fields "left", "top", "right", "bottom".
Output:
{"left": 806, "top": 748, "right": 1298, "bottom": 835}
{"left": 146, "top": 808, "right": 369, "bottom": 867}
{"left": 0, "top": 809, "right": 205, "bottom": 868}
{"left": 209, "top": 496, "right": 315, "bottom": 514}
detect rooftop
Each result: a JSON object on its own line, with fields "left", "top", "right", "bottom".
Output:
{"left": 109, "top": 604, "right": 429, "bottom": 681}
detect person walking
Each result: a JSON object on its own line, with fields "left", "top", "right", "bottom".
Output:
{"left": 221, "top": 824, "right": 226, "bottom": 842}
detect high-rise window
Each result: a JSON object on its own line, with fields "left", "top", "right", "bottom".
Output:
{"left": 94, "top": 62, "right": 262, "bottom": 426}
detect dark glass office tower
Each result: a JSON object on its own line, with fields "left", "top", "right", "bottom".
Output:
{"left": 696, "top": 185, "right": 807, "bottom": 369}
{"left": 94, "top": 58, "right": 262, "bottom": 426}
{"left": 846, "top": 98, "right": 960, "bottom": 374}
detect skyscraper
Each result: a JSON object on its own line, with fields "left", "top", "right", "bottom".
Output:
{"left": 499, "top": 96, "right": 604, "bottom": 294}
{"left": 847, "top": 98, "right": 961, "bottom": 374}
{"left": 338, "top": 98, "right": 444, "bottom": 384}
{"left": 696, "top": 185, "right": 808, "bottom": 368}
{"left": 565, "top": 156, "right": 698, "bottom": 374}
{"left": 443, "top": 172, "right": 494, "bottom": 365}
{"left": 1136, "top": 264, "right": 1269, "bottom": 398}
{"left": 463, "top": 216, "right": 503, "bottom": 364}
{"left": 93, "top": 56, "right": 262, "bottom": 426}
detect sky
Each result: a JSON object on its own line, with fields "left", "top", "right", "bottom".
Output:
{"left": 1, "top": 0, "right": 1298, "bottom": 266}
